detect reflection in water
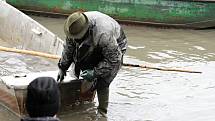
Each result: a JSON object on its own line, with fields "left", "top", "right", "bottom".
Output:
{"left": 1, "top": 15, "right": 215, "bottom": 121}
{"left": 109, "top": 61, "right": 215, "bottom": 121}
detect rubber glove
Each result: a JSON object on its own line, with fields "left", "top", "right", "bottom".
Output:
{"left": 57, "top": 69, "right": 66, "bottom": 82}
{"left": 80, "top": 69, "right": 95, "bottom": 82}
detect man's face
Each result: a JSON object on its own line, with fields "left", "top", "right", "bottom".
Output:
{"left": 74, "top": 28, "right": 89, "bottom": 42}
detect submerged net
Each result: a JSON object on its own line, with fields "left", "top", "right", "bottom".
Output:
{"left": 0, "top": 66, "right": 12, "bottom": 76}
{"left": 0, "top": 51, "right": 58, "bottom": 77}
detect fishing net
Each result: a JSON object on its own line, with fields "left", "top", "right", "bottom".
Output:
{"left": 0, "top": 66, "right": 12, "bottom": 76}
{"left": 0, "top": 51, "right": 58, "bottom": 77}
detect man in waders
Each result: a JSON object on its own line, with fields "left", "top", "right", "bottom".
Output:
{"left": 57, "top": 11, "right": 127, "bottom": 117}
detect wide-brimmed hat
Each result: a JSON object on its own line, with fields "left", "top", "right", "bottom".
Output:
{"left": 64, "top": 12, "right": 89, "bottom": 39}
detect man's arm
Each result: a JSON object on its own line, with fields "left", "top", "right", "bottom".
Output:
{"left": 58, "top": 37, "right": 75, "bottom": 71}
{"left": 94, "top": 33, "right": 122, "bottom": 78}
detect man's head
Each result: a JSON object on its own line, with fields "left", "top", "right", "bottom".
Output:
{"left": 26, "top": 77, "right": 60, "bottom": 117}
{"left": 64, "top": 11, "right": 89, "bottom": 39}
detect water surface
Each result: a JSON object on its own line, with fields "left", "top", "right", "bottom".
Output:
{"left": 1, "top": 15, "right": 215, "bottom": 121}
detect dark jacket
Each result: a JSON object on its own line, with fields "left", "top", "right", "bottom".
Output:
{"left": 21, "top": 117, "right": 60, "bottom": 121}
{"left": 58, "top": 11, "right": 127, "bottom": 88}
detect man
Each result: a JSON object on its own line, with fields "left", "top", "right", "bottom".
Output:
{"left": 57, "top": 11, "right": 127, "bottom": 117}
{"left": 21, "top": 77, "right": 60, "bottom": 121}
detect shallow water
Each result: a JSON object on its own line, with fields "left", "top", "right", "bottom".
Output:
{"left": 1, "top": 15, "right": 215, "bottom": 121}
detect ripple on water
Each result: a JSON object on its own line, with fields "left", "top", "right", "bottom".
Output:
{"left": 2, "top": 16, "right": 215, "bottom": 121}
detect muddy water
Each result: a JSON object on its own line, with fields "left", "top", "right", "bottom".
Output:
{"left": 1, "top": 15, "right": 215, "bottom": 121}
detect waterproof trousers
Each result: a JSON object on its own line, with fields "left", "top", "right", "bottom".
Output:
{"left": 97, "top": 87, "right": 109, "bottom": 114}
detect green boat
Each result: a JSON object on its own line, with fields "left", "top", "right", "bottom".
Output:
{"left": 6, "top": 0, "right": 215, "bottom": 29}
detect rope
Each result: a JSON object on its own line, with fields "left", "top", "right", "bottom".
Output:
{"left": 0, "top": 46, "right": 202, "bottom": 73}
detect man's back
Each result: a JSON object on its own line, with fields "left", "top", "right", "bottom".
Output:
{"left": 85, "top": 11, "right": 122, "bottom": 40}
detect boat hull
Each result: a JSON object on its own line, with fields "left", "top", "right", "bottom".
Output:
{"left": 6, "top": 0, "right": 215, "bottom": 28}
{"left": 0, "top": 75, "right": 95, "bottom": 117}
{"left": 0, "top": 1, "right": 95, "bottom": 117}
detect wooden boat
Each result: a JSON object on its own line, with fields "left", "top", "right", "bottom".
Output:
{"left": 5, "top": 0, "right": 215, "bottom": 28}
{"left": 0, "top": 1, "right": 95, "bottom": 117}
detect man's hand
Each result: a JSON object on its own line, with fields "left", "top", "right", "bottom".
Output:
{"left": 80, "top": 69, "right": 95, "bottom": 82}
{"left": 57, "top": 69, "right": 66, "bottom": 82}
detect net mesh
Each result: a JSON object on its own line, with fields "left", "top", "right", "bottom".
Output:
{"left": 0, "top": 66, "right": 12, "bottom": 76}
